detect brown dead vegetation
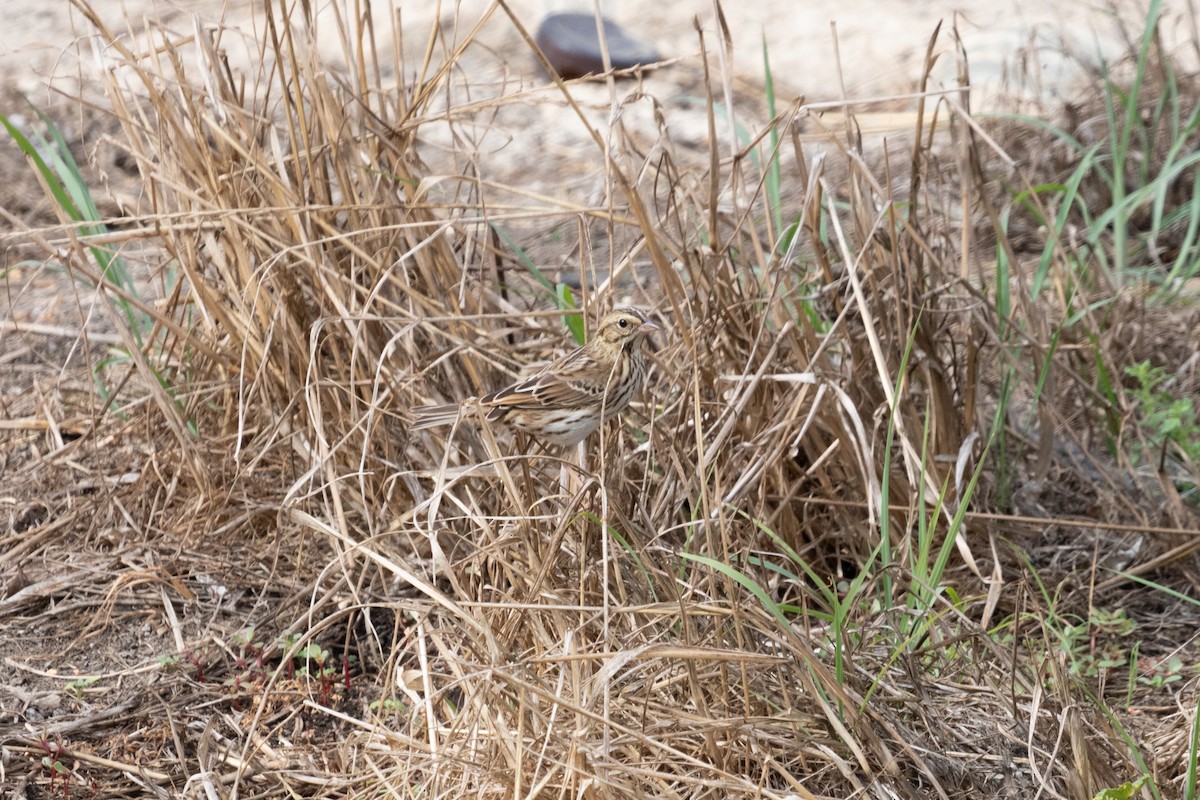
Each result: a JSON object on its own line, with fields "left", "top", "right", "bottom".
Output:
{"left": 1, "top": 1, "right": 1199, "bottom": 799}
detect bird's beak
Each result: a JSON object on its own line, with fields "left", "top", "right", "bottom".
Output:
{"left": 638, "top": 320, "right": 660, "bottom": 333}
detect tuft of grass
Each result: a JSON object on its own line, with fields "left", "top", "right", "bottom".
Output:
{"left": 4, "top": 0, "right": 1200, "bottom": 797}
{"left": 1124, "top": 359, "right": 1200, "bottom": 500}
{"left": 3, "top": 107, "right": 149, "bottom": 367}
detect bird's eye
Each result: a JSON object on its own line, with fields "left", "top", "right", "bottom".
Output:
{"left": 618, "top": 318, "right": 629, "bottom": 328}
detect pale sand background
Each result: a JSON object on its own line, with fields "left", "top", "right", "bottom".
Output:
{"left": 2, "top": 0, "right": 1190, "bottom": 104}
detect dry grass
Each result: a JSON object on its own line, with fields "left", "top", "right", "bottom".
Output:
{"left": 2, "top": 1, "right": 1199, "bottom": 798}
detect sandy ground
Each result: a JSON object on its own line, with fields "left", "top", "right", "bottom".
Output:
{"left": 1, "top": 0, "right": 1189, "bottom": 106}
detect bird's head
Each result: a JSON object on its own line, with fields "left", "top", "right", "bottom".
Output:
{"left": 596, "top": 307, "right": 659, "bottom": 347}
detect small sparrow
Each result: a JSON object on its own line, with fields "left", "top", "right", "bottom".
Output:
{"left": 412, "top": 307, "right": 658, "bottom": 446}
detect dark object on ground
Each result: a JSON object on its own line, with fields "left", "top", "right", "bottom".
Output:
{"left": 534, "top": 13, "right": 661, "bottom": 79}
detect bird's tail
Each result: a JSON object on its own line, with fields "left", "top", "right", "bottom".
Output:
{"left": 411, "top": 403, "right": 468, "bottom": 431}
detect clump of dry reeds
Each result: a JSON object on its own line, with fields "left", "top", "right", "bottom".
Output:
{"left": 3, "top": 0, "right": 1199, "bottom": 797}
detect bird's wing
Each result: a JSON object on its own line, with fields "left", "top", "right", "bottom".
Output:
{"left": 487, "top": 341, "right": 617, "bottom": 404}
{"left": 483, "top": 369, "right": 602, "bottom": 410}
